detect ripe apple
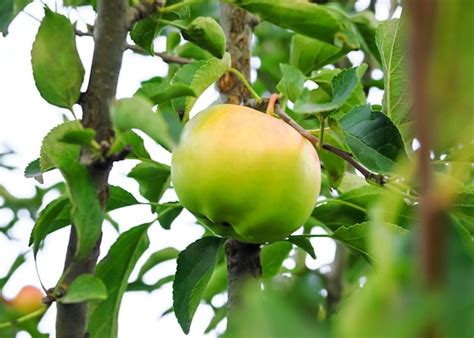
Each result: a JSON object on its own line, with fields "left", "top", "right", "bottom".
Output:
{"left": 10, "top": 285, "right": 44, "bottom": 315}
{"left": 171, "top": 104, "right": 321, "bottom": 243}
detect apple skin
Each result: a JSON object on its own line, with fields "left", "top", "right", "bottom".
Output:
{"left": 171, "top": 104, "right": 321, "bottom": 243}
{"left": 10, "top": 285, "right": 44, "bottom": 315}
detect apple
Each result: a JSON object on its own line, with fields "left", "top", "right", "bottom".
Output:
{"left": 10, "top": 285, "right": 44, "bottom": 315}
{"left": 171, "top": 104, "right": 321, "bottom": 243}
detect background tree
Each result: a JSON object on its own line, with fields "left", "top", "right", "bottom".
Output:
{"left": 0, "top": 0, "right": 473, "bottom": 337}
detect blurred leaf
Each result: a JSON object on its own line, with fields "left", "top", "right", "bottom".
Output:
{"left": 319, "top": 133, "right": 346, "bottom": 188}
{"left": 40, "top": 121, "right": 102, "bottom": 259}
{"left": 176, "top": 41, "right": 213, "bottom": 60}
{"left": 205, "top": 306, "right": 227, "bottom": 334}
{"left": 0, "top": 254, "right": 26, "bottom": 289}
{"left": 24, "top": 158, "right": 44, "bottom": 183}
{"left": 59, "top": 129, "right": 96, "bottom": 146}
{"left": 340, "top": 105, "right": 406, "bottom": 173}
{"left": 106, "top": 185, "right": 139, "bottom": 211}
{"left": 155, "top": 201, "right": 183, "bottom": 229}
{"left": 137, "top": 247, "right": 180, "bottom": 280}
{"left": 59, "top": 274, "right": 107, "bottom": 304}
{"left": 114, "top": 130, "right": 151, "bottom": 160}
{"left": 63, "top": 0, "right": 91, "bottom": 6}
{"left": 295, "top": 67, "right": 359, "bottom": 115}
{"left": 276, "top": 64, "right": 305, "bottom": 101}
{"left": 131, "top": 17, "right": 161, "bottom": 54}
{"left": 135, "top": 76, "right": 196, "bottom": 105}
{"left": 376, "top": 18, "right": 410, "bottom": 126}
{"left": 261, "top": 241, "right": 292, "bottom": 278}
{"left": 127, "top": 161, "right": 170, "bottom": 203}
{"left": 127, "top": 275, "right": 174, "bottom": 292}
{"left": 31, "top": 7, "right": 84, "bottom": 109}
{"left": 287, "top": 236, "right": 316, "bottom": 259}
{"left": 182, "top": 17, "right": 226, "bottom": 58}
{"left": 351, "top": 11, "right": 381, "bottom": 65}
{"left": 230, "top": 0, "right": 359, "bottom": 50}
{"left": 111, "top": 96, "right": 176, "bottom": 152}
{"left": 290, "top": 34, "right": 344, "bottom": 75}
{"left": 173, "top": 236, "right": 224, "bottom": 334}
{"left": 166, "top": 31, "right": 181, "bottom": 53}
{"left": 0, "top": 0, "right": 32, "bottom": 36}
{"left": 158, "top": 101, "right": 183, "bottom": 144}
{"left": 203, "top": 263, "right": 227, "bottom": 303}
{"left": 171, "top": 52, "right": 231, "bottom": 121}
{"left": 89, "top": 223, "right": 151, "bottom": 338}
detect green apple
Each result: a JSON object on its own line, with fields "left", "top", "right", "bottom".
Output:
{"left": 171, "top": 104, "right": 321, "bottom": 243}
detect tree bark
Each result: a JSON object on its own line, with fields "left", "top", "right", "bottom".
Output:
{"left": 56, "top": 0, "right": 129, "bottom": 337}
{"left": 217, "top": 2, "right": 262, "bottom": 318}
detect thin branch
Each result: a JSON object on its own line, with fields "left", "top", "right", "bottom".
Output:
{"left": 127, "top": 0, "right": 164, "bottom": 28}
{"left": 275, "top": 105, "right": 387, "bottom": 186}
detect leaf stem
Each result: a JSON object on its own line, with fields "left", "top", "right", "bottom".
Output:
{"left": 158, "top": 18, "right": 187, "bottom": 31}
{"left": 160, "top": 1, "right": 193, "bottom": 14}
{"left": 229, "top": 67, "right": 263, "bottom": 104}
{"left": 0, "top": 307, "right": 48, "bottom": 329}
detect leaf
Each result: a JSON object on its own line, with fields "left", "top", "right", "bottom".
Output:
{"left": 205, "top": 306, "right": 227, "bottom": 334}
{"left": 260, "top": 241, "right": 292, "bottom": 278}
{"left": 202, "top": 263, "right": 228, "bottom": 303}
{"left": 131, "top": 17, "right": 160, "bottom": 54}
{"left": 318, "top": 133, "right": 346, "bottom": 188}
{"left": 0, "top": 0, "right": 32, "bottom": 36}
{"left": 173, "top": 236, "right": 224, "bottom": 334}
{"left": 171, "top": 52, "right": 231, "bottom": 121}
{"left": 276, "top": 64, "right": 306, "bottom": 101}
{"left": 137, "top": 247, "right": 180, "bottom": 280}
{"left": 59, "top": 274, "right": 107, "bottom": 304}
{"left": 182, "top": 17, "right": 226, "bottom": 59}
{"left": 40, "top": 122, "right": 103, "bottom": 259}
{"left": 29, "top": 196, "right": 70, "bottom": 256}
{"left": 450, "top": 189, "right": 474, "bottom": 235}
{"left": 88, "top": 223, "right": 151, "bottom": 338}
{"left": 24, "top": 158, "right": 44, "bottom": 183}
{"left": 287, "top": 236, "right": 316, "bottom": 259}
{"left": 127, "top": 275, "right": 174, "bottom": 292}
{"left": 294, "top": 67, "right": 358, "bottom": 114}
{"left": 135, "top": 77, "right": 196, "bottom": 105}
{"left": 376, "top": 18, "right": 410, "bottom": 126}
{"left": 158, "top": 101, "right": 183, "bottom": 144}
{"left": 340, "top": 104, "right": 406, "bottom": 173}
{"left": 289, "top": 34, "right": 344, "bottom": 75}
{"left": 166, "top": 31, "right": 181, "bottom": 53}
{"left": 106, "top": 185, "right": 139, "bottom": 211}
{"left": 114, "top": 130, "right": 151, "bottom": 160}
{"left": 177, "top": 41, "right": 213, "bottom": 61}
{"left": 59, "top": 129, "right": 96, "bottom": 146}
{"left": 230, "top": 0, "right": 360, "bottom": 50}
{"left": 0, "top": 254, "right": 26, "bottom": 289}
{"left": 31, "top": 7, "right": 84, "bottom": 109}
{"left": 155, "top": 201, "right": 183, "bottom": 229}
{"left": 351, "top": 11, "right": 381, "bottom": 65}
{"left": 111, "top": 96, "right": 176, "bottom": 152}
{"left": 127, "top": 161, "right": 170, "bottom": 203}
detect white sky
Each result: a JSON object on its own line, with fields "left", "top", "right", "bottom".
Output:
{"left": 0, "top": 0, "right": 396, "bottom": 336}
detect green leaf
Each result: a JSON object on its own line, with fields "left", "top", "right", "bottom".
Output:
{"left": 127, "top": 275, "right": 174, "bottom": 292}
{"left": 182, "top": 17, "right": 226, "bottom": 59}
{"left": 450, "top": 189, "right": 474, "bottom": 235}
{"left": 24, "top": 158, "right": 44, "bottom": 183}
{"left": 0, "top": 254, "right": 26, "bottom": 289}
{"left": 202, "top": 263, "right": 228, "bottom": 303}
{"left": 137, "top": 247, "right": 180, "bottom": 280}
{"left": 59, "top": 274, "right": 107, "bottom": 304}
{"left": 29, "top": 196, "right": 70, "bottom": 256}
{"left": 294, "top": 67, "right": 358, "bottom": 114}
{"left": 155, "top": 201, "right": 183, "bottom": 229}
{"left": 351, "top": 11, "right": 381, "bottom": 65}
{"left": 288, "top": 236, "right": 316, "bottom": 259}
{"left": 106, "top": 185, "right": 139, "bottom": 211}
{"left": 135, "top": 77, "right": 196, "bottom": 105}
{"left": 376, "top": 18, "right": 410, "bottom": 126}
{"left": 111, "top": 96, "right": 176, "bottom": 152}
{"left": 63, "top": 0, "right": 91, "bottom": 6}
{"left": 158, "top": 100, "right": 183, "bottom": 144}
{"left": 230, "top": 0, "right": 360, "bottom": 50}
{"left": 276, "top": 64, "right": 306, "bottom": 101}
{"left": 173, "top": 236, "right": 224, "bottom": 334}
{"left": 0, "top": 0, "right": 32, "bottom": 36}
{"left": 340, "top": 105, "right": 406, "bottom": 173}
{"left": 205, "top": 306, "right": 227, "bottom": 334}
{"left": 127, "top": 161, "right": 171, "bottom": 203}
{"left": 289, "top": 34, "right": 344, "bottom": 75}
{"left": 319, "top": 133, "right": 346, "bottom": 188}
{"left": 40, "top": 121, "right": 103, "bottom": 259}
{"left": 59, "top": 129, "right": 96, "bottom": 146}
{"left": 166, "top": 31, "right": 181, "bottom": 53}
{"left": 261, "top": 241, "right": 292, "bottom": 278}
{"left": 171, "top": 52, "right": 231, "bottom": 121}
{"left": 177, "top": 42, "right": 213, "bottom": 61}
{"left": 131, "top": 17, "right": 161, "bottom": 54}
{"left": 114, "top": 130, "right": 151, "bottom": 160}
{"left": 88, "top": 223, "right": 151, "bottom": 338}
{"left": 31, "top": 7, "right": 84, "bottom": 109}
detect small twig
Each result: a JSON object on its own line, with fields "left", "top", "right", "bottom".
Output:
{"left": 275, "top": 105, "right": 387, "bottom": 186}
{"left": 125, "top": 43, "right": 191, "bottom": 64}
{"left": 0, "top": 307, "right": 47, "bottom": 329}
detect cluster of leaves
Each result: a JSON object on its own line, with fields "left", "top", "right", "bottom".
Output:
{"left": 1, "top": 0, "right": 473, "bottom": 337}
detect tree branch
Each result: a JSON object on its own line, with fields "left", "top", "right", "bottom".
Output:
{"left": 56, "top": 0, "right": 130, "bottom": 337}
{"left": 217, "top": 3, "right": 262, "bottom": 323}
{"left": 275, "top": 105, "right": 387, "bottom": 185}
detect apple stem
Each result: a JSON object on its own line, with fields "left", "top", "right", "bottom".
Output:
{"left": 275, "top": 104, "right": 387, "bottom": 186}
{"left": 229, "top": 68, "right": 263, "bottom": 104}
{"left": 265, "top": 93, "right": 279, "bottom": 116}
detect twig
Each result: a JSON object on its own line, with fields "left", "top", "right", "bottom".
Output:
{"left": 127, "top": 0, "right": 164, "bottom": 28}
{"left": 275, "top": 105, "right": 387, "bottom": 186}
